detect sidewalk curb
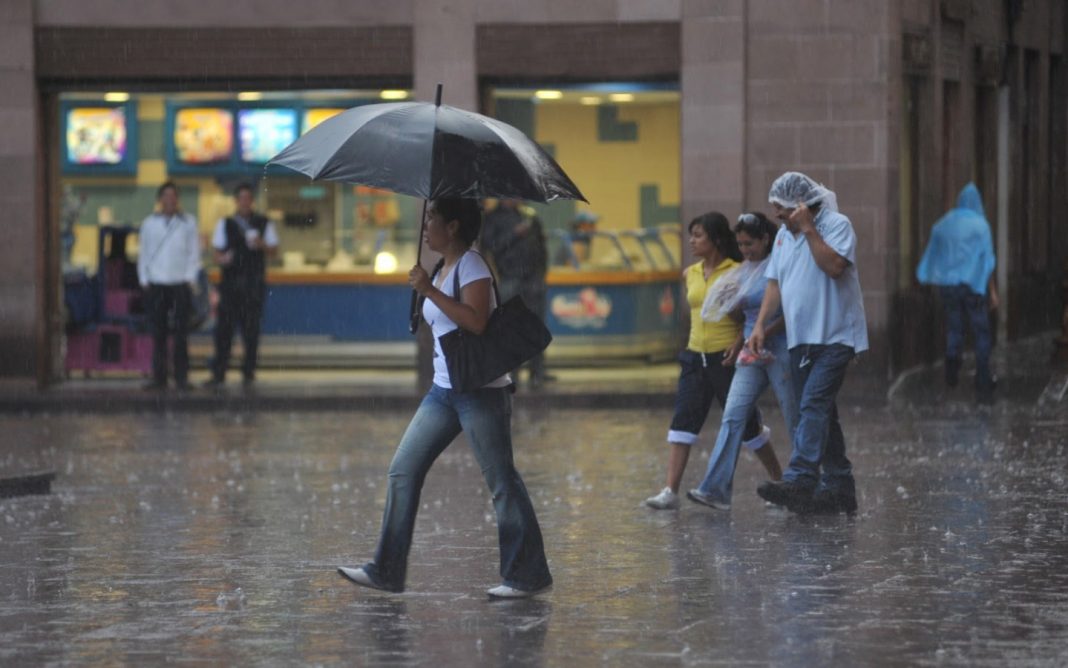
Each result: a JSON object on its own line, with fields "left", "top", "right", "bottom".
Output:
{"left": 0, "top": 390, "right": 680, "bottom": 414}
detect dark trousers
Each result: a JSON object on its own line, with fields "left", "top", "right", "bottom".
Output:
{"left": 212, "top": 285, "right": 264, "bottom": 382}
{"left": 668, "top": 350, "right": 762, "bottom": 444}
{"left": 940, "top": 285, "right": 994, "bottom": 391}
{"left": 148, "top": 283, "right": 192, "bottom": 385}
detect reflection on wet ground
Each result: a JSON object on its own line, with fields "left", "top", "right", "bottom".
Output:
{"left": 1, "top": 397, "right": 1067, "bottom": 665}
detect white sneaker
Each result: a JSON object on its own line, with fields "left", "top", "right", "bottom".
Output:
{"left": 487, "top": 583, "right": 552, "bottom": 598}
{"left": 644, "top": 487, "right": 680, "bottom": 510}
{"left": 337, "top": 566, "right": 395, "bottom": 592}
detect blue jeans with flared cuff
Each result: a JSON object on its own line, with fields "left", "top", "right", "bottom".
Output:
{"left": 364, "top": 384, "right": 552, "bottom": 592}
{"left": 782, "top": 343, "right": 856, "bottom": 497}
{"left": 694, "top": 335, "right": 798, "bottom": 505}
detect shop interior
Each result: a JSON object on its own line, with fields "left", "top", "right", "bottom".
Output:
{"left": 59, "top": 84, "right": 680, "bottom": 277}
{"left": 57, "top": 83, "right": 683, "bottom": 371}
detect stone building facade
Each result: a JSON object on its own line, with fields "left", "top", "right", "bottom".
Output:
{"left": 0, "top": 0, "right": 1065, "bottom": 382}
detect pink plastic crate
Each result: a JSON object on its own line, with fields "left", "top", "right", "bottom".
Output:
{"left": 65, "top": 324, "right": 153, "bottom": 375}
{"left": 104, "top": 289, "right": 141, "bottom": 317}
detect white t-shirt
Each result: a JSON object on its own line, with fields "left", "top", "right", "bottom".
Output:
{"left": 211, "top": 215, "right": 279, "bottom": 250}
{"left": 423, "top": 250, "right": 511, "bottom": 389}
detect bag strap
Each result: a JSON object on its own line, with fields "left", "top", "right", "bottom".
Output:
{"left": 451, "top": 250, "right": 501, "bottom": 307}
{"left": 418, "top": 251, "right": 501, "bottom": 325}
{"left": 145, "top": 214, "right": 183, "bottom": 268}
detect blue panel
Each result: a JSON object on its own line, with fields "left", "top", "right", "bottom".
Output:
{"left": 254, "top": 279, "right": 680, "bottom": 343}
{"left": 546, "top": 281, "right": 680, "bottom": 336}
{"left": 260, "top": 284, "right": 414, "bottom": 341}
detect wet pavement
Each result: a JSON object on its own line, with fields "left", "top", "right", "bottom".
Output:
{"left": 2, "top": 336, "right": 1068, "bottom": 665}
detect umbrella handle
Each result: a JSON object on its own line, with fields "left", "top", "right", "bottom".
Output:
{"left": 409, "top": 290, "right": 421, "bottom": 334}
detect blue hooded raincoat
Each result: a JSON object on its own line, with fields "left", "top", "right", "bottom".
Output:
{"left": 915, "top": 183, "right": 996, "bottom": 296}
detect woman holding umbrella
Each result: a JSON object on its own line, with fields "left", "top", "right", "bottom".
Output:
{"left": 338, "top": 198, "right": 553, "bottom": 598}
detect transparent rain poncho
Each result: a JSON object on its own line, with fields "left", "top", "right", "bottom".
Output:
{"left": 701, "top": 257, "right": 770, "bottom": 322}
{"left": 767, "top": 171, "right": 839, "bottom": 213}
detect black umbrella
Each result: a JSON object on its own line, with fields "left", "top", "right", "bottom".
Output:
{"left": 269, "top": 85, "right": 586, "bottom": 332}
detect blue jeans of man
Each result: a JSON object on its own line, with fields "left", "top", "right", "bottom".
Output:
{"left": 694, "top": 335, "right": 798, "bottom": 505}
{"left": 782, "top": 343, "right": 856, "bottom": 497}
{"left": 940, "top": 284, "right": 994, "bottom": 390}
{"left": 363, "top": 384, "right": 552, "bottom": 592}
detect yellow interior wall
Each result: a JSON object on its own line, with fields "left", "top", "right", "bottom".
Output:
{"left": 534, "top": 101, "right": 680, "bottom": 232}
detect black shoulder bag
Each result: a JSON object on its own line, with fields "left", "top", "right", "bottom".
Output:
{"left": 437, "top": 253, "right": 552, "bottom": 392}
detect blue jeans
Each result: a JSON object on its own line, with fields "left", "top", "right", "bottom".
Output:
{"left": 940, "top": 285, "right": 994, "bottom": 390}
{"left": 694, "top": 335, "right": 798, "bottom": 504}
{"left": 363, "top": 384, "right": 552, "bottom": 592}
{"left": 782, "top": 344, "right": 856, "bottom": 497}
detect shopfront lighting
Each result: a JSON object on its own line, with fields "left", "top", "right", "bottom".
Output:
{"left": 374, "top": 251, "right": 399, "bottom": 274}
{"left": 608, "top": 93, "right": 634, "bottom": 103}
{"left": 380, "top": 90, "right": 409, "bottom": 100}
{"left": 579, "top": 96, "right": 602, "bottom": 106}
{"left": 104, "top": 92, "right": 130, "bottom": 102}
{"left": 534, "top": 90, "right": 563, "bottom": 100}
{"left": 237, "top": 92, "right": 263, "bottom": 101}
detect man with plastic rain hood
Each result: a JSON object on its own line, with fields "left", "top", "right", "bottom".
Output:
{"left": 747, "top": 172, "right": 868, "bottom": 514}
{"left": 915, "top": 183, "right": 998, "bottom": 404}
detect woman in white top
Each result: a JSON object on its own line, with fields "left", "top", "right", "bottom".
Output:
{"left": 338, "top": 198, "right": 552, "bottom": 598}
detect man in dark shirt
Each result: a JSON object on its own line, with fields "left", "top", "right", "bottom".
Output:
{"left": 205, "top": 183, "right": 278, "bottom": 388}
{"left": 480, "top": 199, "right": 553, "bottom": 387}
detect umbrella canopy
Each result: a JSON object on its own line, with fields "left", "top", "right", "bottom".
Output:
{"left": 269, "top": 100, "right": 586, "bottom": 203}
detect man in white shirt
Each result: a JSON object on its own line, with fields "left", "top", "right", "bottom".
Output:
{"left": 137, "top": 181, "right": 202, "bottom": 391}
{"left": 204, "top": 182, "right": 278, "bottom": 388}
{"left": 749, "top": 172, "right": 868, "bottom": 515}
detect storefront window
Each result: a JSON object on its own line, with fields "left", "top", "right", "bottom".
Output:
{"left": 59, "top": 84, "right": 679, "bottom": 280}
{"left": 57, "top": 89, "right": 419, "bottom": 277}
{"left": 485, "top": 83, "right": 681, "bottom": 272}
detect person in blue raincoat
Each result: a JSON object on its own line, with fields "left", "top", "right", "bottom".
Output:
{"left": 916, "top": 183, "right": 999, "bottom": 403}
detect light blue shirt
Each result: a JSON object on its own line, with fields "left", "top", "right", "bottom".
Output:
{"left": 741, "top": 272, "right": 785, "bottom": 345}
{"left": 915, "top": 183, "right": 996, "bottom": 296}
{"left": 765, "top": 209, "right": 869, "bottom": 352}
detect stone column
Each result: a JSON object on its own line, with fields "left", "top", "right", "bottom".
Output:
{"left": 0, "top": 0, "right": 39, "bottom": 379}
{"left": 679, "top": 0, "right": 746, "bottom": 231}
{"left": 413, "top": 0, "right": 477, "bottom": 111}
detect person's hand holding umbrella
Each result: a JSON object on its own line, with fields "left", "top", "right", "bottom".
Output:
{"left": 408, "top": 264, "right": 433, "bottom": 296}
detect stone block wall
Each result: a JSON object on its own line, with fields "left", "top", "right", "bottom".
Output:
{"left": 0, "top": 0, "right": 38, "bottom": 378}
{"left": 745, "top": 0, "right": 897, "bottom": 370}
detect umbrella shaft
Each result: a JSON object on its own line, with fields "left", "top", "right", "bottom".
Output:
{"left": 409, "top": 198, "right": 431, "bottom": 335}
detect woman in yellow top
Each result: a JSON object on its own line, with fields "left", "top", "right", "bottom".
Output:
{"left": 645, "top": 212, "right": 782, "bottom": 509}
